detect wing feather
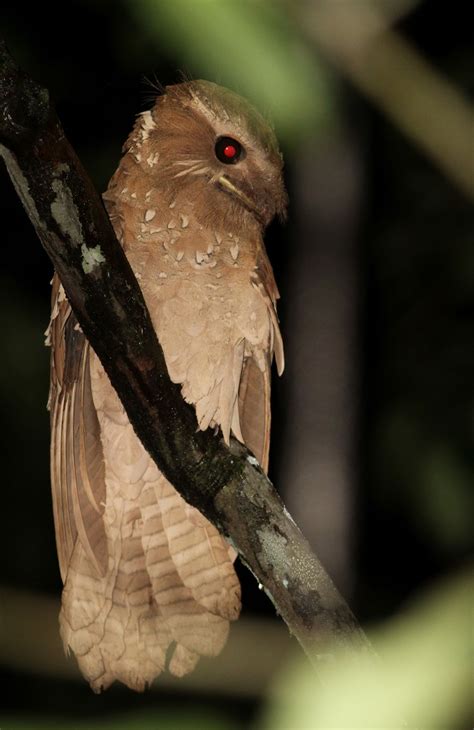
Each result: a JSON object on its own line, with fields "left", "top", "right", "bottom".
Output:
{"left": 238, "top": 244, "right": 284, "bottom": 474}
{"left": 50, "top": 389, "right": 76, "bottom": 578}
{"left": 238, "top": 356, "right": 272, "bottom": 473}
{"left": 48, "top": 274, "right": 108, "bottom": 581}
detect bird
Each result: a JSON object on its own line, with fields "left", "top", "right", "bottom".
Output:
{"left": 46, "top": 79, "right": 287, "bottom": 692}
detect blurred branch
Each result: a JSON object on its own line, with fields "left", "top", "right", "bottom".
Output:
{"left": 0, "top": 40, "right": 374, "bottom": 676}
{"left": 0, "top": 587, "right": 292, "bottom": 696}
{"left": 301, "top": 0, "right": 474, "bottom": 199}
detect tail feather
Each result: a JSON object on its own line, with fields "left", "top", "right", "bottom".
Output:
{"left": 158, "top": 478, "right": 241, "bottom": 620}
{"left": 60, "top": 467, "right": 240, "bottom": 691}
{"left": 140, "top": 480, "right": 235, "bottom": 667}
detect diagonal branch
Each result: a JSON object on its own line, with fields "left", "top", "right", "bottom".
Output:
{"left": 0, "top": 39, "right": 374, "bottom": 674}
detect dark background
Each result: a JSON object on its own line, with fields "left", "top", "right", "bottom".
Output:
{"left": 0, "top": 1, "right": 472, "bottom": 728}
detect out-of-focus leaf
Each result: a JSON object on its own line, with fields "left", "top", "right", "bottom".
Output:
{"left": 128, "top": 0, "right": 334, "bottom": 140}
{"left": 262, "top": 570, "right": 472, "bottom": 729}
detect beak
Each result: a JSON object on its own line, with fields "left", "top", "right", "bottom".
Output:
{"left": 217, "top": 175, "right": 265, "bottom": 225}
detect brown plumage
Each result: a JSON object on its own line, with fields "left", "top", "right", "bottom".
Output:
{"left": 46, "top": 80, "right": 286, "bottom": 692}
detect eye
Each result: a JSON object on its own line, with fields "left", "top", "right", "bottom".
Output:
{"left": 215, "top": 136, "right": 244, "bottom": 165}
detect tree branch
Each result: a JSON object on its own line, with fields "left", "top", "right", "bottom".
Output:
{"left": 0, "top": 40, "right": 374, "bottom": 673}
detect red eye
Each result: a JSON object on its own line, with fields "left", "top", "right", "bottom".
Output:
{"left": 215, "top": 136, "right": 243, "bottom": 164}
{"left": 223, "top": 143, "right": 237, "bottom": 158}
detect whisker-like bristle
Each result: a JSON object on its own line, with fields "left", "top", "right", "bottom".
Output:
{"left": 142, "top": 73, "right": 166, "bottom": 106}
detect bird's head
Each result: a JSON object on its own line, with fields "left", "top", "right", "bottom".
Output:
{"left": 129, "top": 80, "right": 287, "bottom": 233}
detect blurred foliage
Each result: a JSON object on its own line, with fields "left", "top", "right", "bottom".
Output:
{"left": 129, "top": 0, "right": 334, "bottom": 140}
{"left": 262, "top": 569, "right": 472, "bottom": 729}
